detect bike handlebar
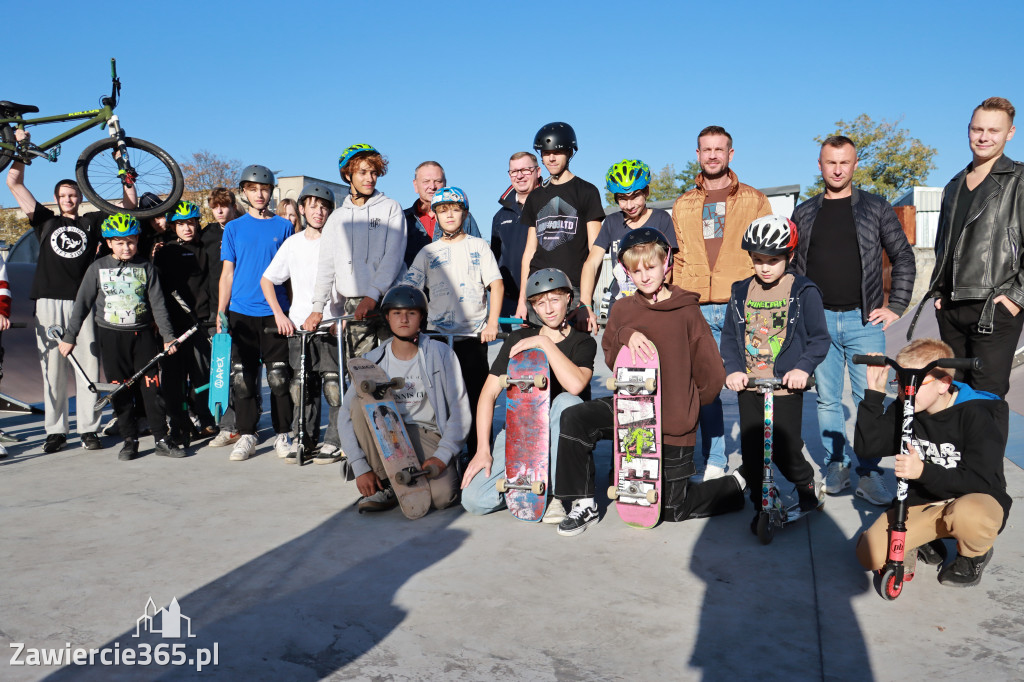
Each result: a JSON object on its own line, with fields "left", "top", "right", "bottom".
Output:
{"left": 110, "top": 58, "right": 117, "bottom": 80}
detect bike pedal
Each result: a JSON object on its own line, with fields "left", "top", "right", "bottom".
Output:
{"left": 45, "top": 144, "right": 61, "bottom": 162}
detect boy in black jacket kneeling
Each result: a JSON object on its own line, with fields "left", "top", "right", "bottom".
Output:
{"left": 854, "top": 338, "right": 1012, "bottom": 588}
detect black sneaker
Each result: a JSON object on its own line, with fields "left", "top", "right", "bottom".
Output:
{"left": 154, "top": 439, "right": 186, "bottom": 458}
{"left": 119, "top": 438, "right": 139, "bottom": 461}
{"left": 557, "top": 501, "right": 599, "bottom": 537}
{"left": 917, "top": 539, "right": 948, "bottom": 567}
{"left": 797, "top": 481, "right": 825, "bottom": 513}
{"left": 80, "top": 432, "right": 102, "bottom": 450}
{"left": 43, "top": 433, "right": 67, "bottom": 453}
{"left": 938, "top": 548, "right": 993, "bottom": 588}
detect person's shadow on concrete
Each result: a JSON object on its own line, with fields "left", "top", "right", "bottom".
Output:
{"left": 43, "top": 505, "right": 467, "bottom": 681}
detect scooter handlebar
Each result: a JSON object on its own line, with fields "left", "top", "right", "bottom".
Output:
{"left": 934, "top": 357, "right": 982, "bottom": 371}
{"left": 747, "top": 376, "right": 816, "bottom": 390}
{"left": 851, "top": 354, "right": 887, "bottom": 366}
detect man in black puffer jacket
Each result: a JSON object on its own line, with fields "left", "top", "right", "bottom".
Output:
{"left": 790, "top": 135, "right": 915, "bottom": 507}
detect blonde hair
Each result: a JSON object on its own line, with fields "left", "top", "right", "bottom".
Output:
{"left": 621, "top": 242, "right": 669, "bottom": 271}
{"left": 895, "top": 338, "right": 956, "bottom": 379}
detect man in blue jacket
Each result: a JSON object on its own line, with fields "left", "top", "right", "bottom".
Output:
{"left": 791, "top": 135, "right": 915, "bottom": 506}
{"left": 402, "top": 161, "right": 481, "bottom": 266}
{"left": 491, "top": 152, "right": 542, "bottom": 322}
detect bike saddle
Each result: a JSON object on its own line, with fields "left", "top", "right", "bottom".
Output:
{"left": 0, "top": 101, "right": 39, "bottom": 115}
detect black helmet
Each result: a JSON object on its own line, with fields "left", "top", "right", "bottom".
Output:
{"left": 525, "top": 268, "right": 573, "bottom": 302}
{"left": 298, "top": 182, "right": 336, "bottom": 211}
{"left": 742, "top": 215, "right": 799, "bottom": 256}
{"left": 138, "top": 192, "right": 163, "bottom": 210}
{"left": 617, "top": 227, "right": 671, "bottom": 264}
{"left": 238, "top": 164, "right": 275, "bottom": 188}
{"left": 380, "top": 285, "right": 428, "bottom": 313}
{"left": 533, "top": 122, "right": 578, "bottom": 153}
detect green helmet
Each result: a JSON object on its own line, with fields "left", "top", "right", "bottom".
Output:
{"left": 338, "top": 144, "right": 378, "bottom": 172}
{"left": 168, "top": 200, "right": 200, "bottom": 222}
{"left": 101, "top": 212, "right": 141, "bottom": 239}
{"left": 606, "top": 159, "right": 651, "bottom": 194}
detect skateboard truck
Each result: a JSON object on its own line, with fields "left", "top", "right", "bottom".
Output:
{"left": 360, "top": 377, "right": 405, "bottom": 400}
{"left": 497, "top": 374, "right": 547, "bottom": 391}
{"left": 393, "top": 462, "right": 441, "bottom": 486}
{"left": 605, "top": 375, "right": 657, "bottom": 394}
{"left": 496, "top": 477, "right": 546, "bottom": 496}
{"left": 607, "top": 483, "right": 658, "bottom": 504}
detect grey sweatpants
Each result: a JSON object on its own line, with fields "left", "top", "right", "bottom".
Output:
{"left": 34, "top": 298, "right": 101, "bottom": 436}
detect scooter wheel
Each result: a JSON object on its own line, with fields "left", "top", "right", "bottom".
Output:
{"left": 756, "top": 512, "right": 774, "bottom": 545}
{"left": 879, "top": 567, "right": 903, "bottom": 601}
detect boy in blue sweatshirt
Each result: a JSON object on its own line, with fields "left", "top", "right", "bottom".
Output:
{"left": 721, "top": 215, "right": 831, "bottom": 523}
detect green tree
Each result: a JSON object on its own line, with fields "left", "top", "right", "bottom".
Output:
{"left": 674, "top": 160, "right": 701, "bottom": 194}
{"left": 804, "top": 114, "right": 937, "bottom": 202}
{"left": 0, "top": 205, "right": 31, "bottom": 247}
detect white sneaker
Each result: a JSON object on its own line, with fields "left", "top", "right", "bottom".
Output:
{"left": 542, "top": 498, "right": 567, "bottom": 524}
{"left": 703, "top": 464, "right": 726, "bottom": 481}
{"left": 274, "top": 433, "right": 292, "bottom": 458}
{"left": 855, "top": 471, "right": 893, "bottom": 506}
{"left": 0, "top": 442, "right": 8, "bottom": 459}
{"left": 229, "top": 434, "right": 258, "bottom": 461}
{"left": 824, "top": 461, "right": 851, "bottom": 494}
{"left": 210, "top": 430, "right": 240, "bottom": 447}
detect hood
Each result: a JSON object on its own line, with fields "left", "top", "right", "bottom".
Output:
{"left": 341, "top": 189, "right": 387, "bottom": 211}
{"left": 633, "top": 284, "right": 701, "bottom": 312}
{"left": 951, "top": 380, "right": 1000, "bottom": 405}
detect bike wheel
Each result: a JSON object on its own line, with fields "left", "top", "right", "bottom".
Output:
{"left": 76, "top": 136, "right": 183, "bottom": 219}
{"left": 0, "top": 124, "right": 14, "bottom": 174}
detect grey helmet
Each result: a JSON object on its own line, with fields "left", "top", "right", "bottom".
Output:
{"left": 380, "top": 285, "right": 428, "bottom": 314}
{"left": 298, "top": 182, "right": 336, "bottom": 211}
{"left": 238, "top": 164, "right": 275, "bottom": 188}
{"left": 525, "top": 268, "right": 573, "bottom": 303}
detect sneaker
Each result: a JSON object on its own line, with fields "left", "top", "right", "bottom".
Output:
{"left": 274, "top": 433, "right": 292, "bottom": 458}
{"left": 314, "top": 443, "right": 343, "bottom": 465}
{"left": 43, "top": 433, "right": 67, "bottom": 453}
{"left": 154, "top": 439, "right": 186, "bottom": 459}
{"left": 542, "top": 498, "right": 567, "bottom": 524}
{"left": 855, "top": 471, "right": 892, "bottom": 506}
{"left": 0, "top": 442, "right": 8, "bottom": 459}
{"left": 210, "top": 430, "right": 240, "bottom": 447}
{"left": 557, "top": 501, "right": 599, "bottom": 537}
{"left": 824, "top": 462, "right": 850, "bottom": 494}
{"left": 703, "top": 464, "right": 726, "bottom": 481}
{"left": 938, "top": 548, "right": 993, "bottom": 588}
{"left": 797, "top": 481, "right": 826, "bottom": 512}
{"left": 284, "top": 440, "right": 299, "bottom": 465}
{"left": 0, "top": 428, "right": 24, "bottom": 444}
{"left": 731, "top": 469, "right": 747, "bottom": 492}
{"left": 229, "top": 434, "right": 258, "bottom": 461}
{"left": 197, "top": 425, "right": 219, "bottom": 440}
{"left": 80, "top": 432, "right": 102, "bottom": 451}
{"left": 358, "top": 484, "right": 398, "bottom": 512}
{"left": 917, "top": 539, "right": 948, "bottom": 567}
{"left": 118, "top": 438, "right": 138, "bottom": 461}
{"left": 101, "top": 418, "right": 120, "bottom": 437}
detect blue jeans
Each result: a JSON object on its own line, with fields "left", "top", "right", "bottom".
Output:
{"left": 461, "top": 391, "right": 583, "bottom": 515}
{"left": 814, "top": 308, "right": 884, "bottom": 476}
{"left": 698, "top": 304, "right": 727, "bottom": 470}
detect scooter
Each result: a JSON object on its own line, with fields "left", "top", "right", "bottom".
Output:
{"left": 851, "top": 353, "right": 980, "bottom": 600}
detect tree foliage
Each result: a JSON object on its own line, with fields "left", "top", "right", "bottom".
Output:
{"left": 804, "top": 114, "right": 937, "bottom": 202}
{"left": 604, "top": 161, "right": 701, "bottom": 206}
{"left": 180, "top": 150, "right": 243, "bottom": 224}
{"left": 0, "top": 204, "right": 31, "bottom": 247}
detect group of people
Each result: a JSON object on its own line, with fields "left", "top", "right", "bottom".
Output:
{"left": 2, "top": 96, "right": 1019, "bottom": 591}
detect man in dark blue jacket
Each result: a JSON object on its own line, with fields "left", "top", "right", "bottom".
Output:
{"left": 403, "top": 161, "right": 481, "bottom": 266}
{"left": 790, "top": 135, "right": 915, "bottom": 506}
{"left": 491, "top": 152, "right": 542, "bottom": 322}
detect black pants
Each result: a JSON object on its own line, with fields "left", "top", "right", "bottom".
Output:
{"left": 554, "top": 397, "right": 745, "bottom": 521}
{"left": 228, "top": 312, "right": 292, "bottom": 435}
{"left": 160, "top": 329, "right": 215, "bottom": 434}
{"left": 452, "top": 337, "right": 488, "bottom": 455}
{"left": 936, "top": 299, "right": 1024, "bottom": 399}
{"left": 97, "top": 327, "right": 167, "bottom": 442}
{"left": 287, "top": 333, "right": 340, "bottom": 444}
{"left": 738, "top": 390, "right": 814, "bottom": 506}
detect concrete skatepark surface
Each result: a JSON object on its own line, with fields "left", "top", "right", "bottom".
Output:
{"left": 0, "top": 328, "right": 1022, "bottom": 681}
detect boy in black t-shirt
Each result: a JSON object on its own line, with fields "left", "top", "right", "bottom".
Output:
{"left": 580, "top": 159, "right": 678, "bottom": 331}
{"left": 516, "top": 122, "right": 606, "bottom": 324}
{"left": 461, "top": 268, "right": 597, "bottom": 523}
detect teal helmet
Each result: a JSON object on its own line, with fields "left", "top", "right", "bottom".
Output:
{"left": 338, "top": 144, "right": 378, "bottom": 172}
{"left": 606, "top": 159, "right": 651, "bottom": 194}
{"left": 430, "top": 186, "right": 468, "bottom": 212}
{"left": 101, "top": 212, "right": 141, "bottom": 239}
{"left": 168, "top": 200, "right": 200, "bottom": 222}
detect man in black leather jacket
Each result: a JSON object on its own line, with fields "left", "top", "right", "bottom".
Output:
{"left": 922, "top": 97, "right": 1022, "bottom": 398}
{"left": 791, "top": 135, "right": 915, "bottom": 506}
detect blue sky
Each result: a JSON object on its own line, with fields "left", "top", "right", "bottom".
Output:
{"left": 3, "top": 0, "right": 1021, "bottom": 236}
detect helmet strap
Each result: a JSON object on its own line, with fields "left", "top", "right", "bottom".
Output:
{"left": 439, "top": 225, "right": 464, "bottom": 240}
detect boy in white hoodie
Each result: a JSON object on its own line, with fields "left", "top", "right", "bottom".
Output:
{"left": 304, "top": 144, "right": 407, "bottom": 364}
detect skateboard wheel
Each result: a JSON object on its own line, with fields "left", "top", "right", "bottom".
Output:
{"left": 394, "top": 470, "right": 412, "bottom": 485}
{"left": 644, "top": 378, "right": 656, "bottom": 392}
{"left": 498, "top": 375, "right": 510, "bottom": 389}
{"left": 533, "top": 375, "right": 547, "bottom": 389}
{"left": 359, "top": 379, "right": 377, "bottom": 393}
{"left": 496, "top": 478, "right": 507, "bottom": 493}
{"left": 530, "top": 480, "right": 545, "bottom": 496}
{"left": 424, "top": 463, "right": 441, "bottom": 479}
{"left": 391, "top": 377, "right": 406, "bottom": 390}
{"left": 607, "top": 485, "right": 618, "bottom": 501}
{"left": 756, "top": 512, "right": 774, "bottom": 545}
{"left": 605, "top": 377, "right": 617, "bottom": 391}
{"left": 645, "top": 490, "right": 658, "bottom": 504}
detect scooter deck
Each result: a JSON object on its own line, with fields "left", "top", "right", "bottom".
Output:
{"left": 208, "top": 331, "right": 231, "bottom": 422}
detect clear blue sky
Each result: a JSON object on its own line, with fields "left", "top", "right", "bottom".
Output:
{"left": 3, "top": 0, "right": 1021, "bottom": 237}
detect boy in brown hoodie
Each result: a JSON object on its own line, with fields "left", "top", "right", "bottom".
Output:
{"left": 554, "top": 227, "right": 747, "bottom": 536}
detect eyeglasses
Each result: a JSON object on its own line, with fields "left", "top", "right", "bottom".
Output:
{"left": 508, "top": 167, "right": 538, "bottom": 177}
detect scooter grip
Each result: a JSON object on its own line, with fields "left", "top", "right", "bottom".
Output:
{"left": 936, "top": 357, "right": 982, "bottom": 371}
{"left": 851, "top": 354, "right": 887, "bottom": 366}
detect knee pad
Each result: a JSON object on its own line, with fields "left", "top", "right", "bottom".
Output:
{"left": 289, "top": 377, "right": 304, "bottom": 405}
{"left": 267, "top": 361, "right": 291, "bottom": 397}
{"left": 322, "top": 371, "right": 342, "bottom": 407}
{"left": 231, "top": 364, "right": 255, "bottom": 399}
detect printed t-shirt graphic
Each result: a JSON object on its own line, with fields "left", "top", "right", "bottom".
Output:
{"left": 100, "top": 266, "right": 149, "bottom": 325}
{"left": 744, "top": 275, "right": 793, "bottom": 376}
{"left": 701, "top": 186, "right": 729, "bottom": 271}
{"left": 536, "top": 196, "right": 578, "bottom": 252}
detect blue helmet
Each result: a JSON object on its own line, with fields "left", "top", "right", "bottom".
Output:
{"left": 168, "top": 200, "right": 200, "bottom": 222}
{"left": 606, "top": 159, "right": 652, "bottom": 194}
{"left": 431, "top": 186, "right": 468, "bottom": 212}
{"left": 338, "top": 144, "right": 378, "bottom": 172}
{"left": 101, "top": 212, "right": 141, "bottom": 239}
